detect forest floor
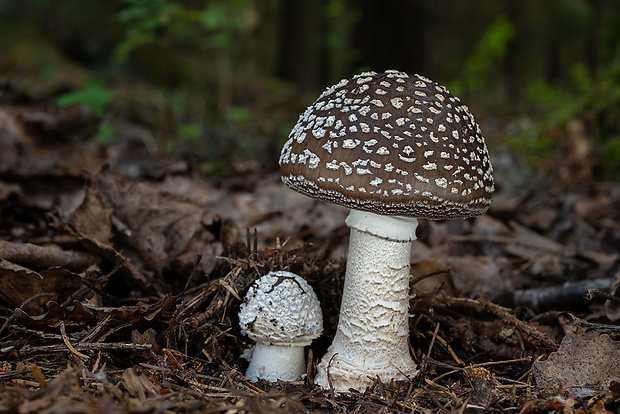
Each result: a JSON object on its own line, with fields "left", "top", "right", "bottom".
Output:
{"left": 1, "top": 84, "right": 620, "bottom": 413}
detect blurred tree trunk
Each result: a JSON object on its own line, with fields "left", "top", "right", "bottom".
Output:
{"left": 242, "top": 0, "right": 283, "bottom": 78}
{"left": 354, "top": 0, "right": 431, "bottom": 76}
{"left": 276, "top": 0, "right": 325, "bottom": 87}
{"left": 584, "top": 0, "right": 601, "bottom": 74}
{"left": 504, "top": 0, "right": 528, "bottom": 103}
{"left": 325, "top": 0, "right": 360, "bottom": 82}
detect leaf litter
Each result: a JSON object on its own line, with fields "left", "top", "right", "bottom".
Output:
{"left": 1, "top": 85, "right": 620, "bottom": 412}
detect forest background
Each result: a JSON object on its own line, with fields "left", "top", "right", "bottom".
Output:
{"left": 1, "top": 0, "right": 620, "bottom": 179}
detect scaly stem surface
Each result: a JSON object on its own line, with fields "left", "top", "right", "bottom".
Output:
{"left": 315, "top": 210, "right": 419, "bottom": 392}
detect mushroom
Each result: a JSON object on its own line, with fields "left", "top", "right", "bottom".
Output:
{"left": 279, "top": 70, "right": 494, "bottom": 392}
{"left": 238, "top": 270, "right": 323, "bottom": 382}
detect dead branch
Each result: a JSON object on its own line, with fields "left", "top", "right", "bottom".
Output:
{"left": 451, "top": 234, "right": 572, "bottom": 257}
{"left": 585, "top": 288, "right": 620, "bottom": 303}
{"left": 60, "top": 320, "right": 89, "bottom": 360}
{"left": 501, "top": 278, "right": 615, "bottom": 311}
{"left": 0, "top": 292, "right": 55, "bottom": 337}
{"left": 447, "top": 297, "right": 559, "bottom": 350}
{"left": 13, "top": 341, "right": 153, "bottom": 357}
{"left": 0, "top": 239, "right": 101, "bottom": 271}
{"left": 564, "top": 313, "right": 620, "bottom": 334}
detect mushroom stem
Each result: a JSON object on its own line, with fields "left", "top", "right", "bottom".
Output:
{"left": 246, "top": 342, "right": 306, "bottom": 382}
{"left": 315, "top": 210, "right": 419, "bottom": 392}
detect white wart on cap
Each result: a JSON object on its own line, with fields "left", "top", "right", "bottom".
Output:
{"left": 279, "top": 70, "right": 494, "bottom": 220}
{"left": 239, "top": 271, "right": 322, "bottom": 345}
{"left": 239, "top": 270, "right": 323, "bottom": 382}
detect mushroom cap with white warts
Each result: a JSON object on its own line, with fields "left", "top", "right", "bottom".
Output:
{"left": 239, "top": 270, "right": 323, "bottom": 346}
{"left": 279, "top": 70, "right": 494, "bottom": 220}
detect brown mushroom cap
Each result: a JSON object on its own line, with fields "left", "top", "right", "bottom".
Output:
{"left": 279, "top": 70, "right": 494, "bottom": 220}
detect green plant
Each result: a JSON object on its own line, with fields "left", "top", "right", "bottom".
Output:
{"left": 113, "top": 0, "right": 258, "bottom": 159}
{"left": 56, "top": 79, "right": 116, "bottom": 117}
{"left": 94, "top": 122, "right": 116, "bottom": 144}
{"left": 56, "top": 79, "right": 117, "bottom": 143}
{"left": 114, "top": 0, "right": 182, "bottom": 62}
{"left": 324, "top": 0, "right": 361, "bottom": 80}
{"left": 448, "top": 16, "right": 515, "bottom": 99}
{"left": 506, "top": 50, "right": 620, "bottom": 175}
{"left": 115, "top": 0, "right": 255, "bottom": 61}
{"left": 597, "top": 137, "right": 620, "bottom": 180}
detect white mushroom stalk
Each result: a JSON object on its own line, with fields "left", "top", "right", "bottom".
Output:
{"left": 238, "top": 271, "right": 323, "bottom": 382}
{"left": 314, "top": 210, "right": 419, "bottom": 390}
{"left": 246, "top": 342, "right": 306, "bottom": 382}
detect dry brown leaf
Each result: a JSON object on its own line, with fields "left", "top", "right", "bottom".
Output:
{"left": 0, "top": 260, "right": 83, "bottom": 313}
{"left": 446, "top": 255, "right": 513, "bottom": 300}
{"left": 533, "top": 334, "right": 620, "bottom": 394}
{"left": 66, "top": 185, "right": 113, "bottom": 244}
{"left": 90, "top": 172, "right": 234, "bottom": 278}
{"left": 0, "top": 105, "right": 94, "bottom": 177}
{"left": 70, "top": 231, "right": 164, "bottom": 296}
{"left": 120, "top": 367, "right": 160, "bottom": 400}
{"left": 0, "top": 180, "right": 20, "bottom": 202}
{"left": 13, "top": 295, "right": 176, "bottom": 331}
{"left": 131, "top": 328, "right": 159, "bottom": 352}
{"left": 605, "top": 270, "right": 620, "bottom": 321}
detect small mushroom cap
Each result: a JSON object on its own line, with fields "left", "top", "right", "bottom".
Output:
{"left": 239, "top": 270, "right": 323, "bottom": 346}
{"left": 280, "top": 70, "right": 494, "bottom": 220}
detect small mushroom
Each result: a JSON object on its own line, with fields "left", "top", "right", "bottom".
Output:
{"left": 279, "top": 70, "right": 494, "bottom": 392}
{"left": 238, "top": 270, "right": 323, "bottom": 382}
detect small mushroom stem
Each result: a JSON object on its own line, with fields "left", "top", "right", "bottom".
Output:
{"left": 246, "top": 342, "right": 306, "bottom": 382}
{"left": 315, "top": 210, "right": 419, "bottom": 392}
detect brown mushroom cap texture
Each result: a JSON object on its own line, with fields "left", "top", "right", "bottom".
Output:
{"left": 279, "top": 70, "right": 494, "bottom": 220}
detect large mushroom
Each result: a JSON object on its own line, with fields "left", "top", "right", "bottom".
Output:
{"left": 279, "top": 70, "right": 494, "bottom": 392}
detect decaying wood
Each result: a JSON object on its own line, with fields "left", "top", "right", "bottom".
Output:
{"left": 0, "top": 239, "right": 100, "bottom": 271}
{"left": 503, "top": 278, "right": 615, "bottom": 311}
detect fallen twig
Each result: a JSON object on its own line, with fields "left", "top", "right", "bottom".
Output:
{"left": 451, "top": 234, "right": 572, "bottom": 257}
{"left": 447, "top": 297, "right": 559, "bottom": 350}
{"left": 585, "top": 288, "right": 620, "bottom": 303}
{"left": 14, "top": 341, "right": 152, "bottom": 357}
{"left": 565, "top": 313, "right": 620, "bottom": 333}
{"left": 502, "top": 278, "right": 615, "bottom": 311}
{"left": 0, "top": 292, "right": 56, "bottom": 337}
{"left": 0, "top": 240, "right": 101, "bottom": 271}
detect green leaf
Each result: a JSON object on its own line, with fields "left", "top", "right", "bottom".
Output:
{"left": 56, "top": 80, "right": 117, "bottom": 117}
{"left": 95, "top": 122, "right": 116, "bottom": 144}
